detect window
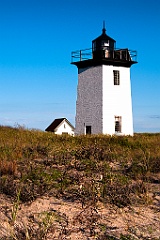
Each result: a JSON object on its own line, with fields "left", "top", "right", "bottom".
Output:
{"left": 86, "top": 126, "right": 91, "bottom": 134}
{"left": 113, "top": 70, "right": 120, "bottom": 85}
{"left": 62, "top": 132, "right": 68, "bottom": 135}
{"left": 92, "top": 41, "right": 96, "bottom": 51}
{"left": 115, "top": 116, "right": 122, "bottom": 133}
{"left": 101, "top": 40, "right": 109, "bottom": 49}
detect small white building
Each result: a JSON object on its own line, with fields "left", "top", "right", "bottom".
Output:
{"left": 71, "top": 24, "right": 137, "bottom": 136}
{"left": 45, "top": 118, "right": 74, "bottom": 136}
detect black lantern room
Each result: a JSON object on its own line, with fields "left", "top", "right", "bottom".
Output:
{"left": 92, "top": 25, "right": 116, "bottom": 60}
{"left": 71, "top": 24, "right": 137, "bottom": 68}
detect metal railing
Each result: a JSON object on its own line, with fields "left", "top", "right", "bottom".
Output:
{"left": 71, "top": 47, "right": 137, "bottom": 63}
{"left": 71, "top": 48, "right": 92, "bottom": 62}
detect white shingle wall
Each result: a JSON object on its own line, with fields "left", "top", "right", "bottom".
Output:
{"left": 75, "top": 65, "right": 133, "bottom": 136}
{"left": 103, "top": 65, "right": 133, "bottom": 135}
{"left": 75, "top": 66, "right": 103, "bottom": 134}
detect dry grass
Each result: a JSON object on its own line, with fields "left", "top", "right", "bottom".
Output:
{"left": 0, "top": 125, "right": 160, "bottom": 239}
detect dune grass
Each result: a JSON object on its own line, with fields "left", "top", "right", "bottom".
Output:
{"left": 0, "top": 125, "right": 159, "bottom": 207}
{"left": 0, "top": 126, "right": 160, "bottom": 239}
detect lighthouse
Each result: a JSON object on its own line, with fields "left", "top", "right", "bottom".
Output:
{"left": 71, "top": 24, "right": 137, "bottom": 136}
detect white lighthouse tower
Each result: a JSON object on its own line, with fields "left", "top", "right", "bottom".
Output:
{"left": 71, "top": 24, "right": 137, "bottom": 135}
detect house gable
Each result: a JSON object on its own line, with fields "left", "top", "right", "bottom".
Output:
{"left": 45, "top": 118, "right": 74, "bottom": 136}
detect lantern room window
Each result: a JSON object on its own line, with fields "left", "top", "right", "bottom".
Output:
{"left": 92, "top": 41, "right": 96, "bottom": 51}
{"left": 101, "top": 40, "right": 109, "bottom": 49}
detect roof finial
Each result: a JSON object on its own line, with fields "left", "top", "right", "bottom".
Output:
{"left": 102, "top": 20, "right": 106, "bottom": 34}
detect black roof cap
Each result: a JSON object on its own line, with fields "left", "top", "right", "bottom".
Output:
{"left": 92, "top": 22, "right": 116, "bottom": 43}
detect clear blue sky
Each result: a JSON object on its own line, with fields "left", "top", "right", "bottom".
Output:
{"left": 0, "top": 0, "right": 160, "bottom": 132}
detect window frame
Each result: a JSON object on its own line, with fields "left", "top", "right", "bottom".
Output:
{"left": 113, "top": 70, "right": 120, "bottom": 85}
{"left": 115, "top": 116, "right": 122, "bottom": 133}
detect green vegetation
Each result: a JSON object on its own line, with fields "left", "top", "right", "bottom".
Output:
{"left": 0, "top": 125, "right": 160, "bottom": 239}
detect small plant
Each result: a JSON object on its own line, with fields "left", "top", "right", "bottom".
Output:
{"left": 36, "top": 211, "right": 56, "bottom": 239}
{"left": 11, "top": 188, "right": 21, "bottom": 224}
{"left": 120, "top": 234, "right": 136, "bottom": 240}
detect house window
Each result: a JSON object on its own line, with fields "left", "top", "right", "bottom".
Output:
{"left": 62, "top": 132, "right": 68, "bottom": 135}
{"left": 86, "top": 126, "right": 91, "bottom": 134}
{"left": 113, "top": 70, "right": 120, "bottom": 85}
{"left": 115, "top": 116, "right": 122, "bottom": 133}
{"left": 64, "top": 124, "right": 66, "bottom": 129}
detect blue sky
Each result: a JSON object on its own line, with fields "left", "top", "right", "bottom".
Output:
{"left": 0, "top": 0, "right": 160, "bottom": 132}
